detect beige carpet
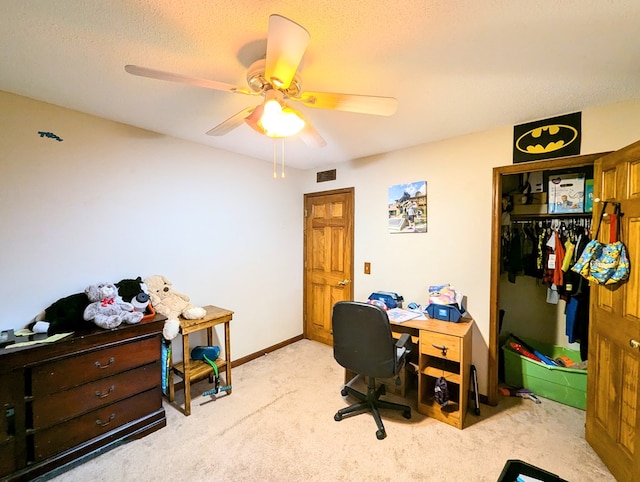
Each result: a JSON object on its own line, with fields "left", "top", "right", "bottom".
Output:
{"left": 46, "top": 339, "right": 613, "bottom": 481}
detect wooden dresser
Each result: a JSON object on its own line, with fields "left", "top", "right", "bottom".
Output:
{"left": 0, "top": 316, "right": 167, "bottom": 481}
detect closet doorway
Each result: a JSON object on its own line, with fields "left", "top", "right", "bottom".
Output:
{"left": 488, "top": 152, "right": 604, "bottom": 405}
{"left": 490, "top": 140, "right": 640, "bottom": 481}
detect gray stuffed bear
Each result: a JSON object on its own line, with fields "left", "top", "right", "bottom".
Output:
{"left": 83, "top": 282, "right": 143, "bottom": 329}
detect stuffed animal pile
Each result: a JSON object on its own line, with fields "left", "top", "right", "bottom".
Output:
{"left": 115, "top": 276, "right": 150, "bottom": 313}
{"left": 31, "top": 275, "right": 204, "bottom": 340}
{"left": 83, "top": 282, "right": 143, "bottom": 329}
{"left": 31, "top": 292, "right": 91, "bottom": 335}
{"left": 144, "top": 274, "right": 206, "bottom": 340}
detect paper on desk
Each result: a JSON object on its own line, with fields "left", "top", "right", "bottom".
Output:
{"left": 3, "top": 332, "right": 73, "bottom": 349}
{"left": 14, "top": 328, "right": 35, "bottom": 336}
{"left": 387, "top": 308, "right": 423, "bottom": 323}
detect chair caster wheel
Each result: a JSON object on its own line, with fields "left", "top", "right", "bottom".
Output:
{"left": 403, "top": 410, "right": 411, "bottom": 419}
{"left": 340, "top": 387, "right": 348, "bottom": 396}
{"left": 376, "top": 429, "right": 386, "bottom": 440}
{"left": 474, "top": 408, "right": 481, "bottom": 416}
{"left": 334, "top": 413, "right": 342, "bottom": 421}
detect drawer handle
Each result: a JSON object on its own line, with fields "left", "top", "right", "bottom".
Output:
{"left": 95, "top": 413, "right": 116, "bottom": 427}
{"left": 5, "top": 406, "right": 15, "bottom": 436}
{"left": 94, "top": 357, "right": 115, "bottom": 369}
{"left": 95, "top": 385, "right": 115, "bottom": 398}
{"left": 432, "top": 344, "right": 448, "bottom": 357}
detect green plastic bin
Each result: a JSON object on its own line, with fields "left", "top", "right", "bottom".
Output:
{"left": 502, "top": 338, "right": 587, "bottom": 410}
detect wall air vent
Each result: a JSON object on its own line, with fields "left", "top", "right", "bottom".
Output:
{"left": 316, "top": 169, "right": 336, "bottom": 182}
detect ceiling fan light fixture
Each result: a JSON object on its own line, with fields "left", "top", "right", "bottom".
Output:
{"left": 259, "top": 98, "right": 305, "bottom": 137}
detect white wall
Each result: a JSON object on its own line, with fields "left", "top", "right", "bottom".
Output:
{"left": 300, "top": 98, "right": 640, "bottom": 393}
{"left": 0, "top": 91, "right": 305, "bottom": 361}
{"left": 3, "top": 89, "right": 640, "bottom": 394}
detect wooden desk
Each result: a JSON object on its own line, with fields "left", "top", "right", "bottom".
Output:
{"left": 343, "top": 315, "right": 474, "bottom": 429}
{"left": 168, "top": 305, "right": 233, "bottom": 416}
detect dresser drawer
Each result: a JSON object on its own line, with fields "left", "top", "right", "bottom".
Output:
{"left": 32, "top": 362, "right": 160, "bottom": 430}
{"left": 420, "top": 331, "right": 461, "bottom": 361}
{"left": 0, "top": 401, "right": 15, "bottom": 446}
{"left": 0, "top": 439, "right": 17, "bottom": 479}
{"left": 31, "top": 337, "right": 160, "bottom": 396}
{"left": 32, "top": 388, "right": 161, "bottom": 461}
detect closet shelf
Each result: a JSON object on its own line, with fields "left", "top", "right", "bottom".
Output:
{"left": 510, "top": 212, "right": 592, "bottom": 221}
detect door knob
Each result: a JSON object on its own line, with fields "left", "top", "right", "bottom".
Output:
{"left": 337, "top": 279, "right": 351, "bottom": 287}
{"left": 630, "top": 339, "right": 640, "bottom": 350}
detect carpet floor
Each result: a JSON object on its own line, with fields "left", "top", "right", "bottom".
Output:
{"left": 45, "top": 339, "right": 614, "bottom": 481}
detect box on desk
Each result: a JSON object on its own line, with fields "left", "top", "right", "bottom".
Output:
{"left": 426, "top": 303, "right": 466, "bottom": 322}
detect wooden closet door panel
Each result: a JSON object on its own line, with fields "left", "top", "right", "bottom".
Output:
{"left": 586, "top": 139, "right": 640, "bottom": 482}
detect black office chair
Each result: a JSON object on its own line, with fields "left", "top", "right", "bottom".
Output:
{"left": 332, "top": 301, "right": 412, "bottom": 440}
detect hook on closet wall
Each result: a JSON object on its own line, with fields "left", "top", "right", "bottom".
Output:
{"left": 593, "top": 198, "right": 623, "bottom": 217}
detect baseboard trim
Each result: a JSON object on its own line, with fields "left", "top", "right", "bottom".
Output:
{"left": 171, "top": 335, "right": 304, "bottom": 393}
{"left": 169, "top": 336, "right": 494, "bottom": 405}
{"left": 232, "top": 334, "right": 304, "bottom": 368}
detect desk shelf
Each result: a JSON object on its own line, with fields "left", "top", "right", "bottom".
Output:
{"left": 422, "top": 365, "right": 461, "bottom": 384}
{"left": 171, "top": 358, "right": 227, "bottom": 383}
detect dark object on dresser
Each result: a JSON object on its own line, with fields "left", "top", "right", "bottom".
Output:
{"left": 0, "top": 315, "right": 167, "bottom": 481}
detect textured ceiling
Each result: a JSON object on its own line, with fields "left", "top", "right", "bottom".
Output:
{"left": 2, "top": 1, "right": 640, "bottom": 169}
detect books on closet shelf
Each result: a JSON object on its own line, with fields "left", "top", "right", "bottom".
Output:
{"left": 387, "top": 308, "right": 424, "bottom": 323}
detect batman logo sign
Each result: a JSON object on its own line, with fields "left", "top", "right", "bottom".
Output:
{"left": 516, "top": 124, "right": 578, "bottom": 154}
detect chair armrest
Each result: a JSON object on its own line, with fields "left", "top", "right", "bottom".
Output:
{"left": 395, "top": 333, "right": 411, "bottom": 367}
{"left": 395, "top": 333, "right": 411, "bottom": 352}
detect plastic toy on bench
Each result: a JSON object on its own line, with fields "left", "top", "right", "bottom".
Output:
{"left": 190, "top": 346, "right": 232, "bottom": 397}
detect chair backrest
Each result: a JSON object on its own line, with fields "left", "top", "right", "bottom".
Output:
{"left": 332, "top": 301, "right": 396, "bottom": 379}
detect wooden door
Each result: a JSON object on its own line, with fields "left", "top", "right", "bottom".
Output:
{"left": 586, "top": 139, "right": 640, "bottom": 482}
{"left": 303, "top": 188, "right": 354, "bottom": 346}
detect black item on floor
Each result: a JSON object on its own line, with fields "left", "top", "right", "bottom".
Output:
{"left": 497, "top": 459, "right": 568, "bottom": 482}
{"left": 470, "top": 364, "right": 480, "bottom": 416}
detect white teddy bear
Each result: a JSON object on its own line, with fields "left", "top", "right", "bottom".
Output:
{"left": 83, "top": 282, "right": 143, "bottom": 330}
{"left": 144, "top": 275, "right": 206, "bottom": 340}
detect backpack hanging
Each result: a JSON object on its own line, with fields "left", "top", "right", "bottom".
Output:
{"left": 571, "top": 201, "right": 630, "bottom": 285}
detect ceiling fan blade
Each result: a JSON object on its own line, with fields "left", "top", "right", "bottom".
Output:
{"left": 264, "top": 14, "right": 309, "bottom": 90}
{"left": 244, "top": 103, "right": 265, "bottom": 135}
{"left": 125, "top": 65, "right": 253, "bottom": 95}
{"left": 206, "top": 106, "right": 256, "bottom": 136}
{"left": 294, "top": 91, "right": 398, "bottom": 116}
{"left": 297, "top": 121, "right": 327, "bottom": 149}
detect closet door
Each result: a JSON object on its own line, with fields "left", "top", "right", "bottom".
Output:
{"left": 585, "top": 139, "right": 640, "bottom": 482}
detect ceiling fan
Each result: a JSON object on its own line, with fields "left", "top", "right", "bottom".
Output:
{"left": 124, "top": 14, "right": 398, "bottom": 148}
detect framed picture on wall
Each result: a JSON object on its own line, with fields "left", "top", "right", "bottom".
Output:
{"left": 388, "top": 181, "right": 427, "bottom": 233}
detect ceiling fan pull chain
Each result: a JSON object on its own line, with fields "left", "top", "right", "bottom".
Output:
{"left": 273, "top": 138, "right": 277, "bottom": 179}
{"left": 281, "top": 138, "right": 286, "bottom": 179}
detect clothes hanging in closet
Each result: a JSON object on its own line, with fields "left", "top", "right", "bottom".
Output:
{"left": 501, "top": 217, "right": 592, "bottom": 358}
